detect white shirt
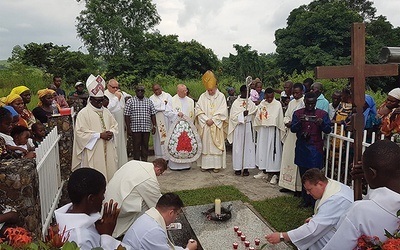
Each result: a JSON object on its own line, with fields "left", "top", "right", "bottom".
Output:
{"left": 323, "top": 187, "right": 400, "bottom": 249}
{"left": 288, "top": 181, "right": 354, "bottom": 250}
{"left": 104, "top": 160, "right": 162, "bottom": 237}
{"left": 55, "top": 203, "right": 132, "bottom": 250}
{"left": 122, "top": 212, "right": 185, "bottom": 250}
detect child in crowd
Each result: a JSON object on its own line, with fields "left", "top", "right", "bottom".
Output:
{"left": 30, "top": 122, "right": 46, "bottom": 148}
{"left": 0, "top": 107, "right": 32, "bottom": 159}
{"left": 9, "top": 126, "right": 35, "bottom": 157}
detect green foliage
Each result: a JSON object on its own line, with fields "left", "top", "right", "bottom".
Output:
{"left": 106, "top": 33, "right": 220, "bottom": 81}
{"left": 8, "top": 43, "right": 101, "bottom": 84}
{"left": 76, "top": 0, "right": 160, "bottom": 59}
{"left": 275, "top": 1, "right": 363, "bottom": 74}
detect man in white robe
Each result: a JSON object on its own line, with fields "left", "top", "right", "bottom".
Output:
{"left": 149, "top": 84, "right": 173, "bottom": 159}
{"left": 122, "top": 193, "right": 197, "bottom": 250}
{"left": 278, "top": 83, "right": 305, "bottom": 192}
{"left": 195, "top": 71, "right": 228, "bottom": 172}
{"left": 227, "top": 85, "right": 258, "bottom": 176}
{"left": 104, "top": 158, "right": 167, "bottom": 238}
{"left": 323, "top": 140, "right": 400, "bottom": 249}
{"left": 266, "top": 168, "right": 353, "bottom": 250}
{"left": 104, "top": 79, "right": 128, "bottom": 168}
{"left": 253, "top": 88, "right": 285, "bottom": 184}
{"left": 165, "top": 84, "right": 195, "bottom": 170}
{"left": 55, "top": 168, "right": 132, "bottom": 250}
{"left": 72, "top": 75, "right": 118, "bottom": 182}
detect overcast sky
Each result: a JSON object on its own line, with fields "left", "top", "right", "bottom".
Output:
{"left": 0, "top": 0, "right": 399, "bottom": 60}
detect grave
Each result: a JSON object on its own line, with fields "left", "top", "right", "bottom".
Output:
{"left": 169, "top": 200, "right": 291, "bottom": 250}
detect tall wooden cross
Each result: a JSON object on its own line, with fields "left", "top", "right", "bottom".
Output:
{"left": 315, "top": 23, "right": 398, "bottom": 200}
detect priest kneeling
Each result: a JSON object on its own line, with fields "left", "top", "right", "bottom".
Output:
{"left": 265, "top": 168, "right": 353, "bottom": 250}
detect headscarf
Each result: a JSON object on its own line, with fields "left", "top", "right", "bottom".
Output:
{"left": 10, "top": 86, "right": 30, "bottom": 95}
{"left": 37, "top": 88, "right": 55, "bottom": 99}
{"left": 363, "top": 94, "right": 376, "bottom": 127}
{"left": 388, "top": 88, "right": 400, "bottom": 101}
{"left": 4, "top": 93, "right": 22, "bottom": 105}
{"left": 3, "top": 106, "right": 18, "bottom": 117}
{"left": 37, "top": 88, "right": 56, "bottom": 106}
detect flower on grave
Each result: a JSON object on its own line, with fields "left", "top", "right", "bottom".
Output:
{"left": 167, "top": 120, "right": 198, "bottom": 159}
{"left": 354, "top": 210, "right": 400, "bottom": 250}
{"left": 2, "top": 227, "right": 32, "bottom": 248}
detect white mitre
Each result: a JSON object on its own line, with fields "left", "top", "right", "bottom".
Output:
{"left": 86, "top": 74, "right": 105, "bottom": 97}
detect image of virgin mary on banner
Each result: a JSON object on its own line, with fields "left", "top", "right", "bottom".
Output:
{"left": 164, "top": 115, "right": 202, "bottom": 170}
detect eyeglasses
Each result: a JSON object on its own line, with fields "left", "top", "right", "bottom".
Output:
{"left": 136, "top": 89, "right": 145, "bottom": 92}
{"left": 110, "top": 86, "right": 119, "bottom": 89}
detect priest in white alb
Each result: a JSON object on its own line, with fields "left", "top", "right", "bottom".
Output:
{"left": 165, "top": 84, "right": 196, "bottom": 170}
{"left": 227, "top": 84, "right": 258, "bottom": 176}
{"left": 149, "top": 84, "right": 172, "bottom": 159}
{"left": 253, "top": 88, "right": 285, "bottom": 184}
{"left": 72, "top": 74, "right": 118, "bottom": 182}
{"left": 278, "top": 82, "right": 305, "bottom": 192}
{"left": 266, "top": 168, "right": 353, "bottom": 250}
{"left": 104, "top": 79, "right": 128, "bottom": 168}
{"left": 195, "top": 71, "right": 228, "bottom": 173}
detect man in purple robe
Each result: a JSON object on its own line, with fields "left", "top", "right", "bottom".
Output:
{"left": 291, "top": 92, "right": 331, "bottom": 207}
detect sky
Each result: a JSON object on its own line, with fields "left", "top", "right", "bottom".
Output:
{"left": 0, "top": 0, "right": 399, "bottom": 60}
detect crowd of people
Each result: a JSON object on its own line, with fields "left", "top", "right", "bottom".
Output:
{"left": 1, "top": 71, "right": 400, "bottom": 249}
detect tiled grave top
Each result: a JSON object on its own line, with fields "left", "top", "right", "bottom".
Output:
{"left": 182, "top": 200, "right": 291, "bottom": 250}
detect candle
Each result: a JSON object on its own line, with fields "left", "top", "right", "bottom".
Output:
{"left": 234, "top": 226, "right": 239, "bottom": 232}
{"left": 244, "top": 240, "right": 250, "bottom": 247}
{"left": 249, "top": 247, "right": 255, "bottom": 250}
{"left": 237, "top": 230, "right": 242, "bottom": 236}
{"left": 232, "top": 242, "right": 239, "bottom": 249}
{"left": 241, "top": 235, "right": 246, "bottom": 241}
{"left": 255, "top": 238, "right": 260, "bottom": 246}
{"left": 215, "top": 198, "right": 221, "bottom": 215}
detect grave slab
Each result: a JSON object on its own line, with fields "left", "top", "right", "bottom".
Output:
{"left": 176, "top": 200, "right": 292, "bottom": 250}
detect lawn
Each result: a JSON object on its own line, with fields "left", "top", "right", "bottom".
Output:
{"left": 174, "top": 185, "right": 313, "bottom": 234}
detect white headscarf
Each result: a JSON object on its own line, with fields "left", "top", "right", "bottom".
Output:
{"left": 388, "top": 88, "right": 400, "bottom": 101}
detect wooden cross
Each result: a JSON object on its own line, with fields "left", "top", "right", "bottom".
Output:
{"left": 315, "top": 23, "right": 398, "bottom": 200}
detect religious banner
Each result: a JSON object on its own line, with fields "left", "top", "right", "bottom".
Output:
{"left": 164, "top": 115, "right": 202, "bottom": 163}
{"left": 155, "top": 112, "right": 168, "bottom": 146}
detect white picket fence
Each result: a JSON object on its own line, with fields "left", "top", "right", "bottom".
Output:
{"left": 324, "top": 123, "right": 388, "bottom": 187}
{"left": 35, "top": 126, "right": 64, "bottom": 237}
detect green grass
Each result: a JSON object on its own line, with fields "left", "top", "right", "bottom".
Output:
{"left": 174, "top": 185, "right": 313, "bottom": 233}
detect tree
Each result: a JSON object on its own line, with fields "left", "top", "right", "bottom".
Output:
{"left": 76, "top": 0, "right": 160, "bottom": 60}
{"left": 275, "top": 1, "right": 363, "bottom": 74}
{"left": 107, "top": 33, "right": 219, "bottom": 83}
{"left": 8, "top": 42, "right": 101, "bottom": 83}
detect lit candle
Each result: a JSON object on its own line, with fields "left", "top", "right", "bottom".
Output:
{"left": 215, "top": 198, "right": 221, "bottom": 215}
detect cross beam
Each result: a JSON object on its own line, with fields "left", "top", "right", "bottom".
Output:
{"left": 315, "top": 23, "right": 398, "bottom": 200}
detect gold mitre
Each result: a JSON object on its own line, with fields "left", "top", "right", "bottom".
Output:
{"left": 201, "top": 70, "right": 217, "bottom": 90}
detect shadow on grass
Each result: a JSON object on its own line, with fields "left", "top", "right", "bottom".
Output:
{"left": 174, "top": 185, "right": 313, "bottom": 233}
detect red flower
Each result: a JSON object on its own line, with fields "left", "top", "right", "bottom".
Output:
{"left": 176, "top": 131, "right": 193, "bottom": 152}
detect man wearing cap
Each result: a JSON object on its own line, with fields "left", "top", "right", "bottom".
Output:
{"left": 68, "top": 81, "right": 89, "bottom": 108}
{"left": 195, "top": 71, "right": 228, "bottom": 172}
{"left": 72, "top": 75, "right": 118, "bottom": 182}
{"left": 124, "top": 85, "right": 157, "bottom": 162}
{"left": 105, "top": 79, "right": 128, "bottom": 168}
{"left": 378, "top": 87, "right": 400, "bottom": 138}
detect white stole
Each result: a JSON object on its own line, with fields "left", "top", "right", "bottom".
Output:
{"left": 145, "top": 207, "right": 175, "bottom": 250}
{"left": 314, "top": 179, "right": 341, "bottom": 214}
